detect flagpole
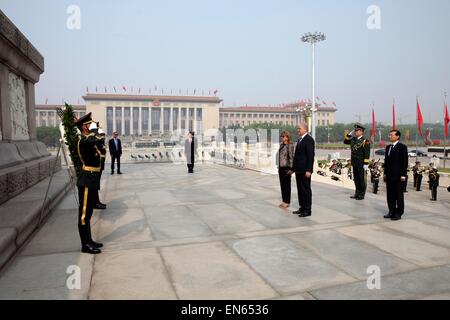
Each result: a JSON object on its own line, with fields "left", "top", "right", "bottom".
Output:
{"left": 416, "top": 96, "right": 419, "bottom": 163}
{"left": 444, "top": 92, "right": 448, "bottom": 168}
{"left": 371, "top": 102, "right": 375, "bottom": 159}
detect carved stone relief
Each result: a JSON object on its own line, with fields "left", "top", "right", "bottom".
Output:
{"left": 9, "top": 71, "right": 29, "bottom": 140}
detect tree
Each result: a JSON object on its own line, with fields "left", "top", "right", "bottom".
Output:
{"left": 36, "top": 126, "right": 60, "bottom": 147}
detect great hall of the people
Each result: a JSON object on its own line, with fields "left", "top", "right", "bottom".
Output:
{"left": 35, "top": 93, "right": 337, "bottom": 137}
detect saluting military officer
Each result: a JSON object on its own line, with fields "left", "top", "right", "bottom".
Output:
{"left": 94, "top": 123, "right": 107, "bottom": 210}
{"left": 75, "top": 113, "right": 103, "bottom": 254}
{"left": 344, "top": 124, "right": 371, "bottom": 200}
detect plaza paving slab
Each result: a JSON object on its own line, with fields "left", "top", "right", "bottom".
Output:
{"left": 0, "top": 162, "right": 449, "bottom": 300}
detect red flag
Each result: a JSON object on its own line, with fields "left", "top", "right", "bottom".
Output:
{"left": 122, "top": 86, "right": 127, "bottom": 92}
{"left": 444, "top": 101, "right": 449, "bottom": 138}
{"left": 316, "top": 96, "right": 320, "bottom": 102}
{"left": 322, "top": 100, "right": 327, "bottom": 105}
{"left": 214, "top": 89, "right": 218, "bottom": 96}
{"left": 417, "top": 98, "right": 424, "bottom": 137}
{"left": 392, "top": 100, "right": 396, "bottom": 130}
{"left": 371, "top": 108, "right": 376, "bottom": 140}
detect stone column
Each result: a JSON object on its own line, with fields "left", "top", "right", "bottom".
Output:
{"left": 138, "top": 107, "right": 142, "bottom": 135}
{"left": 121, "top": 108, "right": 125, "bottom": 136}
{"left": 178, "top": 107, "right": 181, "bottom": 133}
{"left": 193, "top": 107, "right": 197, "bottom": 133}
{"left": 169, "top": 107, "right": 173, "bottom": 135}
{"left": 113, "top": 106, "right": 116, "bottom": 133}
{"left": 130, "top": 107, "right": 134, "bottom": 136}
{"left": 159, "top": 107, "right": 164, "bottom": 136}
{"left": 148, "top": 107, "right": 152, "bottom": 136}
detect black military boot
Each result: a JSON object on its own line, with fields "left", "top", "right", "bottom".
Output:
{"left": 82, "top": 243, "right": 101, "bottom": 254}
{"left": 79, "top": 225, "right": 101, "bottom": 254}
{"left": 87, "top": 224, "right": 103, "bottom": 249}
{"left": 94, "top": 203, "right": 107, "bottom": 209}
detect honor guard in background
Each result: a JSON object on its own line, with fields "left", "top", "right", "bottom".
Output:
{"left": 412, "top": 161, "right": 422, "bottom": 191}
{"left": 95, "top": 123, "right": 107, "bottom": 209}
{"left": 76, "top": 113, "right": 103, "bottom": 254}
{"left": 344, "top": 124, "right": 371, "bottom": 200}
{"left": 429, "top": 167, "right": 440, "bottom": 201}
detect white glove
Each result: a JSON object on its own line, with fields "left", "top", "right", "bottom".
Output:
{"left": 363, "top": 165, "right": 369, "bottom": 171}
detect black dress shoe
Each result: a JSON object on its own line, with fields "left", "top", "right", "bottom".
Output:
{"left": 384, "top": 213, "right": 393, "bottom": 219}
{"left": 292, "top": 209, "right": 304, "bottom": 215}
{"left": 355, "top": 197, "right": 365, "bottom": 200}
{"left": 350, "top": 195, "right": 357, "bottom": 199}
{"left": 94, "top": 203, "right": 106, "bottom": 210}
{"left": 111, "top": 171, "right": 114, "bottom": 175}
{"left": 117, "top": 172, "right": 122, "bottom": 174}
{"left": 81, "top": 244, "right": 101, "bottom": 254}
{"left": 390, "top": 215, "right": 402, "bottom": 221}
{"left": 91, "top": 241, "right": 103, "bottom": 248}
{"left": 299, "top": 212, "right": 312, "bottom": 218}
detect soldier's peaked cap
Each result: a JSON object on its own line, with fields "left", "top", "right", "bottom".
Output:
{"left": 76, "top": 112, "right": 93, "bottom": 130}
{"left": 354, "top": 124, "right": 366, "bottom": 131}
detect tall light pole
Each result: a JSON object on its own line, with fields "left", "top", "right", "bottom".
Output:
{"left": 301, "top": 32, "right": 326, "bottom": 141}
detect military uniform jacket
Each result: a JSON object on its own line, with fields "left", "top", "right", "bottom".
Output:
{"left": 429, "top": 172, "right": 440, "bottom": 187}
{"left": 76, "top": 133, "right": 102, "bottom": 189}
{"left": 344, "top": 135, "right": 370, "bottom": 166}
{"left": 98, "top": 137, "right": 107, "bottom": 172}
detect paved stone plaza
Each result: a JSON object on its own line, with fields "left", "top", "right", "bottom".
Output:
{"left": 0, "top": 162, "right": 449, "bottom": 300}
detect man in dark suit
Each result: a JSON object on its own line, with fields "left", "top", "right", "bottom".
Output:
{"left": 184, "top": 131, "right": 198, "bottom": 173}
{"left": 292, "top": 123, "right": 315, "bottom": 217}
{"left": 108, "top": 131, "right": 122, "bottom": 174}
{"left": 384, "top": 129, "right": 408, "bottom": 221}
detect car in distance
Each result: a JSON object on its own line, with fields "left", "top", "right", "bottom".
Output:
{"left": 408, "top": 150, "right": 428, "bottom": 157}
{"left": 375, "top": 149, "right": 385, "bottom": 156}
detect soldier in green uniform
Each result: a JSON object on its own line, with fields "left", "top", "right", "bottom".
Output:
{"left": 429, "top": 167, "right": 440, "bottom": 201}
{"left": 344, "top": 124, "right": 371, "bottom": 200}
{"left": 94, "top": 124, "right": 107, "bottom": 210}
{"left": 75, "top": 113, "right": 103, "bottom": 254}
{"left": 412, "top": 161, "right": 423, "bottom": 191}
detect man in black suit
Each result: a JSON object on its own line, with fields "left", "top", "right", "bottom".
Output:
{"left": 108, "top": 131, "right": 122, "bottom": 174}
{"left": 291, "top": 123, "right": 315, "bottom": 217}
{"left": 384, "top": 129, "right": 408, "bottom": 221}
{"left": 184, "top": 131, "right": 198, "bottom": 173}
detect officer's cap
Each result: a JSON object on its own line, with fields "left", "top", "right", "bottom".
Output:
{"left": 354, "top": 124, "right": 366, "bottom": 131}
{"left": 75, "top": 112, "right": 93, "bottom": 130}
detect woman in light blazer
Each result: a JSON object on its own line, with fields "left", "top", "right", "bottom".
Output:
{"left": 277, "top": 131, "right": 295, "bottom": 209}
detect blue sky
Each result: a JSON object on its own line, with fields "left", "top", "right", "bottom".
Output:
{"left": 1, "top": 0, "right": 449, "bottom": 124}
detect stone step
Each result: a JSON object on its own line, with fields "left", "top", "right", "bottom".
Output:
{"left": 0, "top": 170, "right": 71, "bottom": 272}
